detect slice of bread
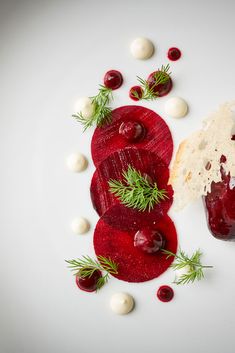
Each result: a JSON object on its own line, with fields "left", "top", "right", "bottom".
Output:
{"left": 170, "top": 102, "right": 235, "bottom": 210}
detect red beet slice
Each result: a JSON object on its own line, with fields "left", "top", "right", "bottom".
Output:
{"left": 90, "top": 148, "right": 173, "bottom": 231}
{"left": 91, "top": 105, "right": 173, "bottom": 167}
{"left": 94, "top": 214, "right": 178, "bottom": 282}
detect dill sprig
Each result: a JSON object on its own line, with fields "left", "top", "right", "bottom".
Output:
{"left": 137, "top": 64, "right": 171, "bottom": 101}
{"left": 162, "top": 248, "right": 213, "bottom": 285}
{"left": 72, "top": 85, "right": 113, "bottom": 131}
{"left": 108, "top": 165, "right": 168, "bottom": 212}
{"left": 65, "top": 255, "right": 118, "bottom": 291}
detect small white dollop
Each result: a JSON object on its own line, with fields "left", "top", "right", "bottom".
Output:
{"left": 67, "top": 153, "right": 88, "bottom": 172}
{"left": 70, "top": 217, "right": 90, "bottom": 235}
{"left": 130, "top": 37, "right": 154, "bottom": 60}
{"left": 165, "top": 97, "right": 188, "bottom": 118}
{"left": 74, "top": 97, "right": 94, "bottom": 119}
{"left": 110, "top": 292, "right": 134, "bottom": 315}
{"left": 175, "top": 265, "right": 191, "bottom": 279}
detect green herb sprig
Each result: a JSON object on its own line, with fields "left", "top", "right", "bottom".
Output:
{"left": 72, "top": 85, "right": 113, "bottom": 131}
{"left": 108, "top": 165, "right": 168, "bottom": 212}
{"left": 65, "top": 255, "right": 118, "bottom": 291}
{"left": 135, "top": 64, "right": 171, "bottom": 101}
{"left": 162, "top": 248, "right": 213, "bottom": 285}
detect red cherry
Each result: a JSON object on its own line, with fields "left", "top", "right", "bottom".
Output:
{"left": 147, "top": 71, "right": 172, "bottom": 97}
{"left": 129, "top": 86, "right": 143, "bottom": 101}
{"left": 75, "top": 269, "right": 102, "bottom": 292}
{"left": 104, "top": 70, "right": 123, "bottom": 90}
{"left": 134, "top": 228, "right": 165, "bottom": 254}
{"left": 119, "top": 121, "right": 145, "bottom": 142}
{"left": 167, "top": 47, "right": 181, "bottom": 61}
{"left": 157, "top": 285, "right": 174, "bottom": 302}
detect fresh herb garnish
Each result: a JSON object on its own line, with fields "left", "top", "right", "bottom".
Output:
{"left": 162, "top": 248, "right": 213, "bottom": 285}
{"left": 137, "top": 64, "right": 171, "bottom": 101}
{"left": 108, "top": 165, "right": 168, "bottom": 212}
{"left": 72, "top": 85, "right": 113, "bottom": 131}
{"left": 65, "top": 255, "right": 118, "bottom": 290}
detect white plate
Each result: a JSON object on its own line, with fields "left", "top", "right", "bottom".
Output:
{"left": 1, "top": 1, "right": 235, "bottom": 353}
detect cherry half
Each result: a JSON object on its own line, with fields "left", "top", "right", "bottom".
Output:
{"left": 104, "top": 70, "right": 123, "bottom": 90}
{"left": 76, "top": 269, "right": 102, "bottom": 292}
{"left": 134, "top": 228, "right": 165, "bottom": 254}
{"left": 157, "top": 285, "right": 174, "bottom": 302}
{"left": 119, "top": 120, "right": 145, "bottom": 142}
{"left": 129, "top": 86, "right": 143, "bottom": 101}
{"left": 147, "top": 71, "right": 172, "bottom": 97}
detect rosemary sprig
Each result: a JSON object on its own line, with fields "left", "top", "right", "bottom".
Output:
{"left": 137, "top": 64, "right": 171, "bottom": 101}
{"left": 72, "top": 85, "right": 113, "bottom": 131}
{"left": 65, "top": 255, "right": 118, "bottom": 290}
{"left": 108, "top": 165, "right": 168, "bottom": 212}
{"left": 162, "top": 248, "right": 213, "bottom": 285}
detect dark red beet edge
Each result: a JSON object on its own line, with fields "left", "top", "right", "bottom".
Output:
{"left": 91, "top": 105, "right": 173, "bottom": 167}
{"left": 94, "top": 214, "right": 178, "bottom": 283}
{"left": 90, "top": 148, "right": 173, "bottom": 231}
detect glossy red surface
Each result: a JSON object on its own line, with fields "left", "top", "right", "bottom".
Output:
{"left": 157, "top": 285, "right": 174, "bottom": 302}
{"left": 103, "top": 70, "right": 123, "bottom": 90}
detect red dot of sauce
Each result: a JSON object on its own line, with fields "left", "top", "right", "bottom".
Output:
{"left": 129, "top": 85, "right": 143, "bottom": 101}
{"left": 167, "top": 47, "right": 181, "bottom": 61}
{"left": 104, "top": 70, "right": 123, "bottom": 90}
{"left": 157, "top": 285, "right": 174, "bottom": 302}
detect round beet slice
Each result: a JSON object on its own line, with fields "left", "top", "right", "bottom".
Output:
{"left": 94, "top": 214, "right": 178, "bottom": 282}
{"left": 91, "top": 105, "right": 173, "bottom": 167}
{"left": 90, "top": 148, "right": 173, "bottom": 230}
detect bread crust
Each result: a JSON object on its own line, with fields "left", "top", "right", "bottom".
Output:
{"left": 169, "top": 139, "right": 187, "bottom": 185}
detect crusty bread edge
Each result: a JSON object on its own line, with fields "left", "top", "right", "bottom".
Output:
{"left": 169, "top": 139, "right": 187, "bottom": 185}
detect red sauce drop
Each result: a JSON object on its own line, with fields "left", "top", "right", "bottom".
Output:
{"left": 147, "top": 71, "right": 172, "bottom": 97}
{"left": 157, "top": 285, "right": 174, "bottom": 302}
{"left": 104, "top": 70, "right": 123, "bottom": 90}
{"left": 167, "top": 47, "right": 181, "bottom": 61}
{"left": 75, "top": 269, "right": 102, "bottom": 292}
{"left": 129, "top": 86, "right": 143, "bottom": 101}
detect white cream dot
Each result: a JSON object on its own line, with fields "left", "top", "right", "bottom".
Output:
{"left": 165, "top": 97, "right": 188, "bottom": 118}
{"left": 70, "top": 217, "right": 90, "bottom": 235}
{"left": 130, "top": 37, "right": 154, "bottom": 60}
{"left": 110, "top": 292, "right": 135, "bottom": 315}
{"left": 74, "top": 97, "right": 94, "bottom": 119}
{"left": 66, "top": 153, "right": 88, "bottom": 172}
{"left": 175, "top": 265, "right": 192, "bottom": 278}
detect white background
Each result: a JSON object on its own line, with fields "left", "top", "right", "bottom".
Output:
{"left": 1, "top": 1, "right": 235, "bottom": 352}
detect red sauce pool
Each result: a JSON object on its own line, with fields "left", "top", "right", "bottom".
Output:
{"left": 167, "top": 47, "right": 181, "bottom": 61}
{"left": 157, "top": 285, "right": 174, "bottom": 302}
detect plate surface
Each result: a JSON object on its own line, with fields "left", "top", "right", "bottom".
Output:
{"left": 1, "top": 1, "right": 235, "bottom": 353}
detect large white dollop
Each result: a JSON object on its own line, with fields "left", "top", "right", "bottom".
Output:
{"left": 74, "top": 97, "right": 94, "bottom": 119}
{"left": 67, "top": 153, "right": 88, "bottom": 172}
{"left": 70, "top": 217, "right": 90, "bottom": 235}
{"left": 130, "top": 37, "right": 154, "bottom": 60}
{"left": 110, "top": 292, "right": 134, "bottom": 315}
{"left": 165, "top": 97, "right": 188, "bottom": 118}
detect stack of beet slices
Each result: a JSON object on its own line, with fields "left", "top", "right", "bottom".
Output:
{"left": 90, "top": 105, "right": 178, "bottom": 283}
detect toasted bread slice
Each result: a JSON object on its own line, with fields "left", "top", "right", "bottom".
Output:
{"left": 170, "top": 102, "right": 235, "bottom": 210}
